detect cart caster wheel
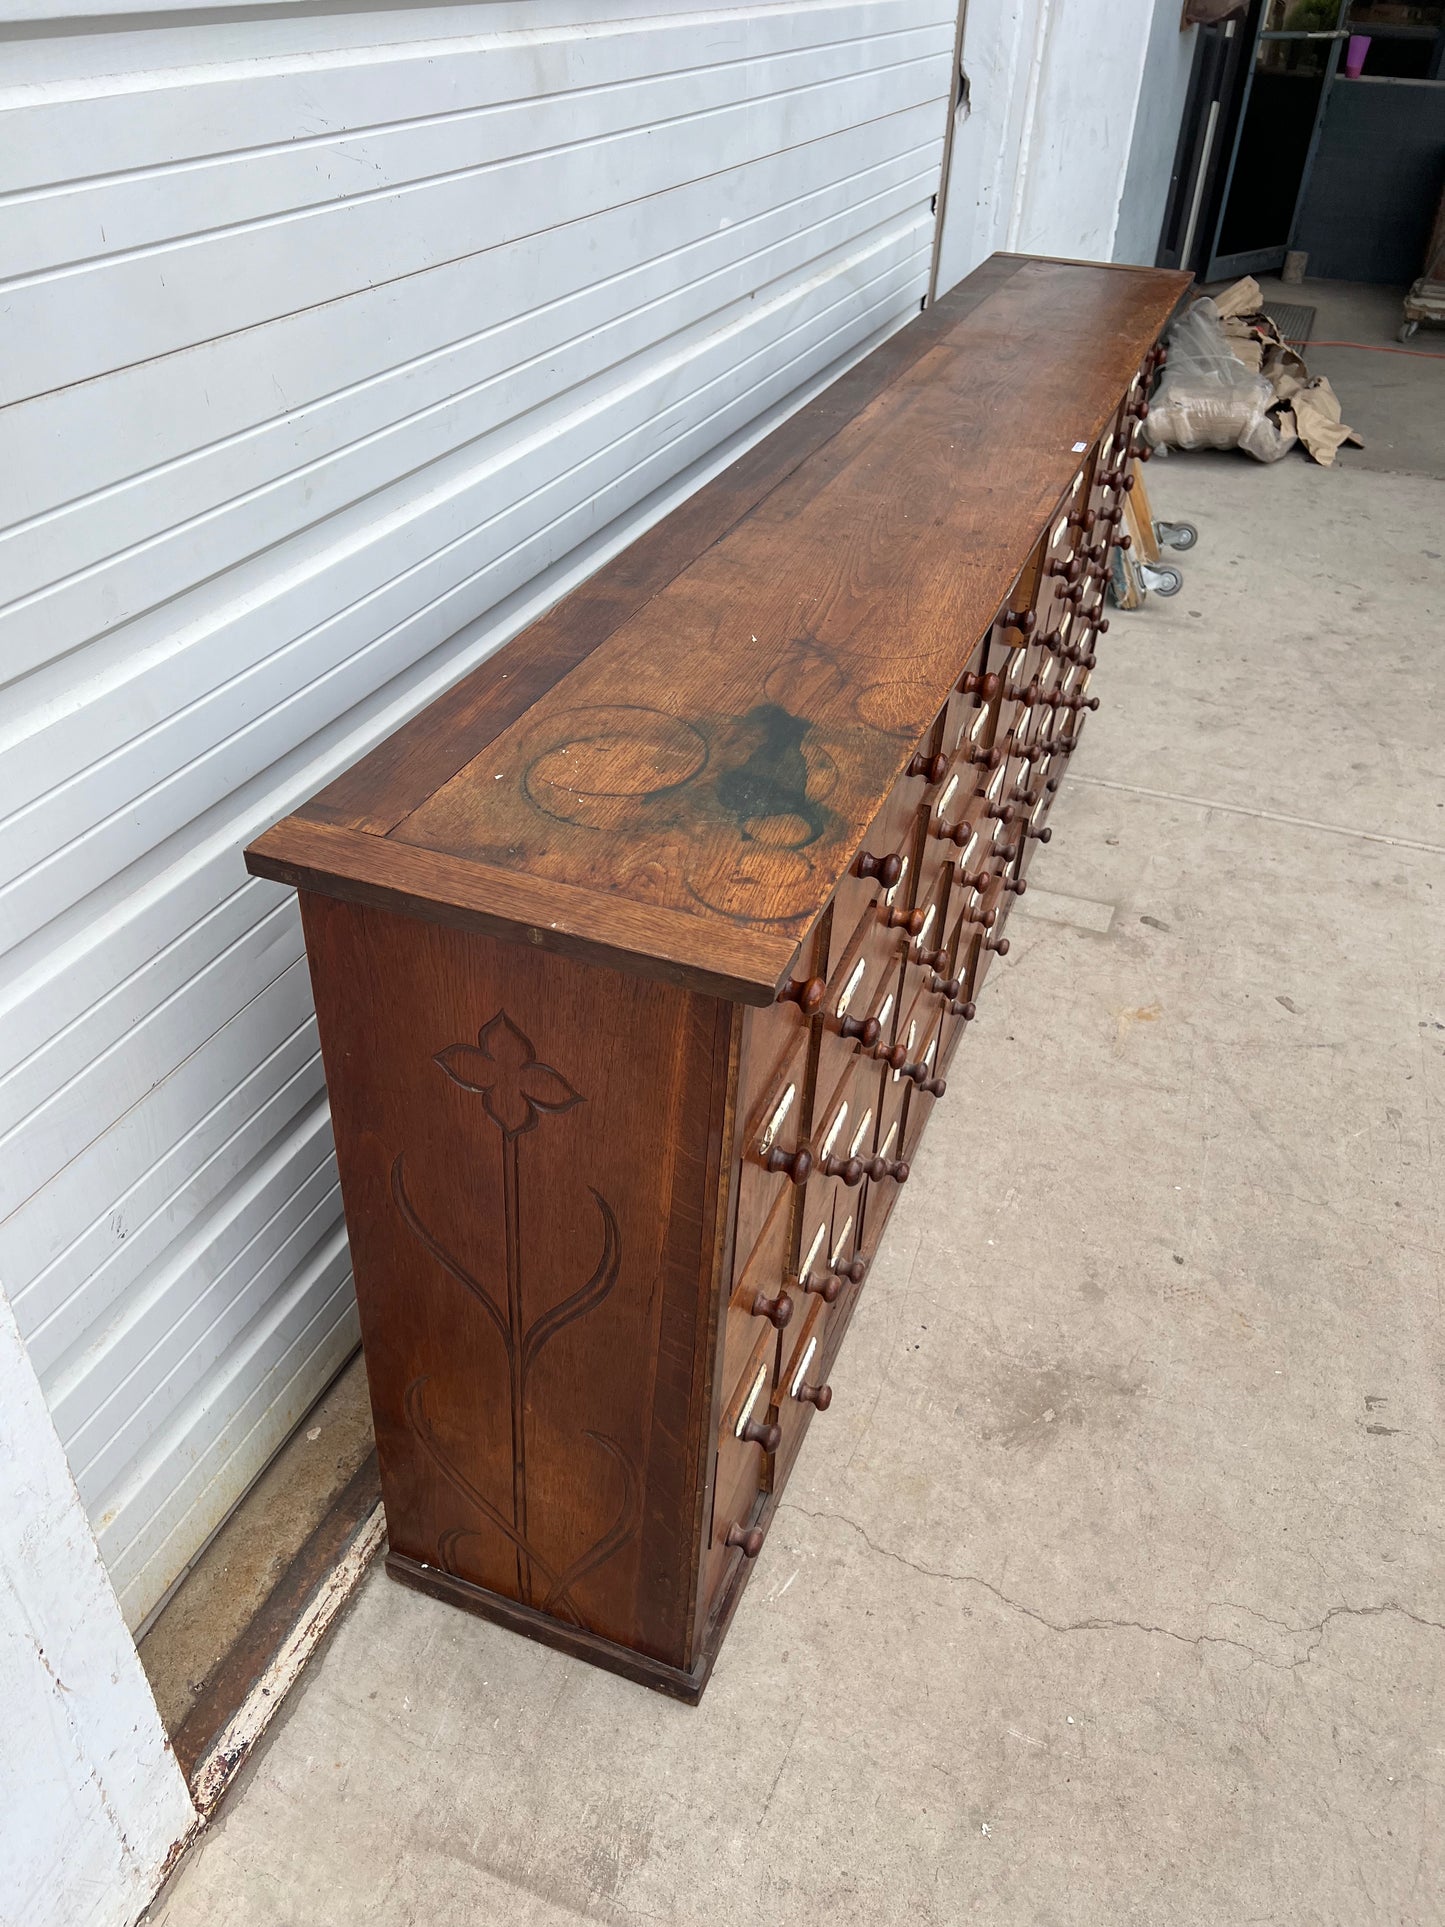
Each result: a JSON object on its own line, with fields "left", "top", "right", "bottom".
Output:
{"left": 1398, "top": 321, "right": 1419, "bottom": 343}
{"left": 1140, "top": 563, "right": 1183, "bottom": 598}
{"left": 1154, "top": 519, "right": 1197, "bottom": 552}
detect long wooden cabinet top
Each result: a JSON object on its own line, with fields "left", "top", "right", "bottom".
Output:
{"left": 246, "top": 256, "right": 1190, "bottom": 1003}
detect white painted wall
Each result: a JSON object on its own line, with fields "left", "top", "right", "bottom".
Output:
{"left": 0, "top": 1288, "right": 195, "bottom": 1927}
{"left": 0, "top": 0, "right": 954, "bottom": 1634}
{"left": 934, "top": 0, "right": 1177, "bottom": 292}
{"left": 1115, "top": 8, "right": 1201, "bottom": 264}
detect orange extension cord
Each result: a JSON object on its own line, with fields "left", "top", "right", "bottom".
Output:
{"left": 1307, "top": 339, "right": 1445, "bottom": 360}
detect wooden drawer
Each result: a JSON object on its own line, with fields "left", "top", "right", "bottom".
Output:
{"left": 774, "top": 1294, "right": 835, "bottom": 1480}
{"left": 725, "top": 1186, "right": 794, "bottom": 1399}
{"left": 816, "top": 911, "right": 909, "bottom": 1104}
{"left": 706, "top": 1323, "right": 777, "bottom": 1608}
{"left": 825, "top": 771, "right": 931, "bottom": 979}
{"left": 736, "top": 1037, "right": 810, "bottom": 1273}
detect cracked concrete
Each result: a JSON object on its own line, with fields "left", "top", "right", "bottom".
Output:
{"left": 150, "top": 341, "right": 1444, "bottom": 1926}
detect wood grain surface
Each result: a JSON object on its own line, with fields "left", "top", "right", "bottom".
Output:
{"left": 247, "top": 257, "right": 1189, "bottom": 998}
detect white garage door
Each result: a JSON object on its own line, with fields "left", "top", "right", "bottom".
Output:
{"left": 0, "top": 0, "right": 956, "bottom": 1630}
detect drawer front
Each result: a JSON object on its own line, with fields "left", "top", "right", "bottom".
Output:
{"left": 726, "top": 1185, "right": 794, "bottom": 1397}
{"left": 901, "top": 1000, "right": 947, "bottom": 1157}
{"left": 706, "top": 1322, "right": 777, "bottom": 1608}
{"left": 774, "top": 1293, "right": 835, "bottom": 1479}
{"left": 736, "top": 1039, "right": 810, "bottom": 1274}
{"left": 817, "top": 902, "right": 909, "bottom": 1100}
{"left": 825, "top": 770, "right": 930, "bottom": 980}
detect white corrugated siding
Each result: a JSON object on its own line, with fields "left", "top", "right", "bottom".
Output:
{"left": 0, "top": 0, "right": 953, "bottom": 1629}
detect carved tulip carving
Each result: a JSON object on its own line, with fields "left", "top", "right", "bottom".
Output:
{"left": 435, "top": 1011, "right": 582, "bottom": 1139}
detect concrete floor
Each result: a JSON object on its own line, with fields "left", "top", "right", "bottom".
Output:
{"left": 150, "top": 295, "right": 1444, "bottom": 1927}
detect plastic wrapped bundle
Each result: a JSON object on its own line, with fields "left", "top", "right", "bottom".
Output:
{"left": 1144, "top": 297, "right": 1296, "bottom": 464}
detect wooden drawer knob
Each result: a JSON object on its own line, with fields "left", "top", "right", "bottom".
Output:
{"left": 795, "top": 1381, "right": 832, "bottom": 1411}
{"left": 1114, "top": 532, "right": 1132, "bottom": 552}
{"left": 906, "top": 750, "right": 948, "bottom": 783}
{"left": 1001, "top": 874, "right": 1027, "bottom": 896}
{"left": 929, "top": 971, "right": 964, "bottom": 1000}
{"left": 853, "top": 850, "right": 904, "bottom": 888}
{"left": 982, "top": 931, "right": 1010, "bottom": 955}
{"left": 915, "top": 1072, "right": 946, "bottom": 1099}
{"left": 865, "top": 1153, "right": 910, "bottom": 1184}
{"left": 739, "top": 1416, "right": 781, "bottom": 1452}
{"left": 1001, "top": 608, "right": 1036, "bottom": 637}
{"left": 829, "top": 1011, "right": 881, "bottom": 1047}
{"left": 965, "top": 742, "right": 1004, "bottom": 771}
{"left": 762, "top": 1144, "right": 813, "bottom": 1184}
{"left": 835, "top": 1252, "right": 867, "bottom": 1285}
{"left": 726, "top": 1521, "right": 765, "bottom": 1558}
{"left": 750, "top": 1287, "right": 794, "bottom": 1329}
{"left": 958, "top": 897, "right": 996, "bottom": 928}
{"left": 933, "top": 817, "right": 974, "bottom": 848}
{"left": 1068, "top": 508, "right": 1096, "bottom": 533}
{"left": 881, "top": 903, "right": 927, "bottom": 935}
{"left": 804, "top": 1270, "right": 842, "bottom": 1303}
{"left": 867, "top": 1039, "right": 909, "bottom": 1069}
{"left": 959, "top": 669, "right": 1002, "bottom": 699}
{"left": 983, "top": 797, "right": 1018, "bottom": 824}
{"left": 945, "top": 997, "right": 977, "bottom": 1021}
{"left": 777, "top": 975, "right": 826, "bottom": 1013}
{"left": 912, "top": 941, "right": 949, "bottom": 971}
{"left": 819, "top": 1152, "right": 868, "bottom": 1187}
{"left": 1024, "top": 823, "right": 1051, "bottom": 846}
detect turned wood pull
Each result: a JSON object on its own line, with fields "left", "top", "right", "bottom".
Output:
{"left": 1001, "top": 608, "right": 1036, "bottom": 636}
{"left": 929, "top": 972, "right": 964, "bottom": 1000}
{"left": 881, "top": 902, "right": 927, "bottom": 935}
{"left": 803, "top": 1268, "right": 842, "bottom": 1303}
{"left": 965, "top": 742, "right": 1004, "bottom": 771}
{"left": 1001, "top": 874, "right": 1027, "bottom": 896}
{"left": 946, "top": 998, "right": 978, "bottom": 1021}
{"left": 913, "top": 942, "right": 949, "bottom": 971}
{"left": 853, "top": 849, "right": 904, "bottom": 888}
{"left": 726, "top": 1521, "right": 765, "bottom": 1558}
{"left": 1026, "top": 822, "right": 1052, "bottom": 845}
{"left": 956, "top": 861, "right": 993, "bottom": 892}
{"left": 982, "top": 931, "right": 1010, "bottom": 955}
{"left": 1129, "top": 399, "right": 1150, "bottom": 421}
{"left": 984, "top": 797, "right": 1018, "bottom": 823}
{"left": 933, "top": 817, "right": 975, "bottom": 848}
{"left": 795, "top": 1381, "right": 832, "bottom": 1411}
{"left": 777, "top": 975, "right": 826, "bottom": 1013}
{"left": 834, "top": 1252, "right": 867, "bottom": 1285}
{"left": 739, "top": 1416, "right": 781, "bottom": 1452}
{"left": 829, "top": 1011, "right": 881, "bottom": 1047}
{"left": 1114, "top": 532, "right": 1132, "bottom": 552}
{"left": 819, "top": 1153, "right": 867, "bottom": 1188}
{"left": 750, "top": 1287, "right": 794, "bottom": 1329}
{"left": 864, "top": 1152, "right": 910, "bottom": 1184}
{"left": 868, "top": 1039, "right": 909, "bottom": 1069}
{"left": 959, "top": 669, "right": 1002, "bottom": 699}
{"left": 915, "top": 1072, "right": 946, "bottom": 1099}
{"left": 906, "top": 750, "right": 948, "bottom": 783}
{"left": 1133, "top": 440, "right": 1154, "bottom": 463}
{"left": 1089, "top": 617, "right": 1111, "bottom": 636}
{"left": 957, "top": 897, "right": 996, "bottom": 928}
{"left": 762, "top": 1144, "right": 813, "bottom": 1184}
{"left": 1068, "top": 508, "right": 1096, "bottom": 533}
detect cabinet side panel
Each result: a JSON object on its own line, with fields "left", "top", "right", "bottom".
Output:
{"left": 299, "top": 892, "right": 725, "bottom": 1669}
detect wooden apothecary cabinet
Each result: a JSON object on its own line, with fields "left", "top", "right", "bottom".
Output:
{"left": 247, "top": 255, "right": 1190, "bottom": 1701}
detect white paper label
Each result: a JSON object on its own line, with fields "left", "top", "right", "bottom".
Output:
{"left": 801, "top": 1220, "right": 828, "bottom": 1282}
{"left": 848, "top": 1109, "right": 874, "bottom": 1157}
{"left": 836, "top": 956, "right": 868, "bottom": 1018}
{"left": 759, "top": 1083, "right": 795, "bottom": 1153}
{"left": 831, "top": 1216, "right": 854, "bottom": 1264}
{"left": 735, "top": 1360, "right": 770, "bottom": 1437}
{"left": 790, "top": 1336, "right": 819, "bottom": 1400}
{"left": 822, "top": 1101, "right": 849, "bottom": 1157}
